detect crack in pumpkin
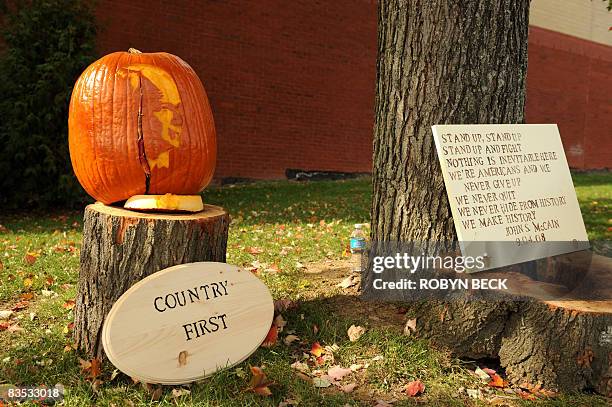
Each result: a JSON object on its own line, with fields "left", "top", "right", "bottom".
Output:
{"left": 136, "top": 75, "right": 151, "bottom": 194}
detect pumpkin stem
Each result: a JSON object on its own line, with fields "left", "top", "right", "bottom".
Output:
{"left": 128, "top": 48, "right": 142, "bottom": 54}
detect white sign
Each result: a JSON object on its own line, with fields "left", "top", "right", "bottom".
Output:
{"left": 102, "top": 262, "right": 274, "bottom": 384}
{"left": 432, "top": 124, "right": 589, "bottom": 270}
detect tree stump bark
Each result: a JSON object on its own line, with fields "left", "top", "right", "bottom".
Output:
{"left": 74, "top": 202, "right": 230, "bottom": 359}
{"left": 410, "top": 252, "right": 612, "bottom": 395}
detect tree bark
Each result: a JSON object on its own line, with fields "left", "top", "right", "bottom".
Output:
{"left": 74, "top": 202, "right": 230, "bottom": 359}
{"left": 368, "top": 0, "right": 612, "bottom": 396}
{"left": 371, "top": 0, "right": 529, "bottom": 245}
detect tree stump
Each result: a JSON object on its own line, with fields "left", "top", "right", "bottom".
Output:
{"left": 74, "top": 202, "right": 230, "bottom": 359}
{"left": 410, "top": 252, "right": 612, "bottom": 396}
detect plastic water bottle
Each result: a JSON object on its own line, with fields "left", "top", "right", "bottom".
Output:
{"left": 350, "top": 224, "right": 367, "bottom": 272}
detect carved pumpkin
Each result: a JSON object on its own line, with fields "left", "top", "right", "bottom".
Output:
{"left": 68, "top": 49, "right": 216, "bottom": 205}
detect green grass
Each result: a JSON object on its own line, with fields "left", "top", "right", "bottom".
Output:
{"left": 572, "top": 172, "right": 612, "bottom": 241}
{"left": 0, "top": 172, "right": 610, "bottom": 406}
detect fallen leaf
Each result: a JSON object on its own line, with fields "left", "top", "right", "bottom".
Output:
{"left": 337, "top": 275, "right": 357, "bottom": 289}
{"left": 7, "top": 323, "right": 24, "bottom": 333}
{"left": 340, "top": 382, "right": 357, "bottom": 393}
{"left": 247, "top": 366, "right": 273, "bottom": 396}
{"left": 79, "top": 357, "right": 102, "bottom": 380}
{"left": 0, "top": 260, "right": 3, "bottom": 271}
{"left": 24, "top": 253, "right": 37, "bottom": 266}
{"left": 20, "top": 292, "right": 34, "bottom": 301}
{"left": 89, "top": 358, "right": 102, "bottom": 380}
{"left": 278, "top": 398, "right": 299, "bottom": 407}
{"left": 247, "top": 246, "right": 264, "bottom": 255}
{"left": 261, "top": 324, "right": 278, "bottom": 347}
{"left": 403, "top": 318, "right": 417, "bottom": 335}
{"left": 347, "top": 325, "right": 366, "bottom": 342}
{"left": 11, "top": 301, "right": 29, "bottom": 311}
{"left": 23, "top": 278, "right": 33, "bottom": 288}
{"left": 328, "top": 365, "right": 352, "bottom": 381}
{"left": 0, "top": 321, "right": 10, "bottom": 331}
{"left": 274, "top": 314, "right": 287, "bottom": 332}
{"left": 349, "top": 364, "right": 363, "bottom": 371}
{"left": 488, "top": 373, "right": 506, "bottom": 388}
{"left": 62, "top": 299, "right": 76, "bottom": 310}
{"left": 0, "top": 310, "right": 14, "bottom": 319}
{"left": 405, "top": 380, "right": 425, "bottom": 396}
{"left": 310, "top": 342, "right": 324, "bottom": 357}
{"left": 313, "top": 377, "right": 332, "bottom": 388}
{"left": 474, "top": 366, "right": 491, "bottom": 381}
{"left": 274, "top": 299, "right": 298, "bottom": 313}
{"left": 265, "top": 263, "right": 281, "bottom": 273}
{"left": 284, "top": 334, "right": 300, "bottom": 345}
{"left": 482, "top": 367, "right": 496, "bottom": 376}
{"left": 171, "top": 388, "right": 191, "bottom": 398}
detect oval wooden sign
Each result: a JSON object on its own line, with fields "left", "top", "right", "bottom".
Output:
{"left": 102, "top": 262, "right": 274, "bottom": 384}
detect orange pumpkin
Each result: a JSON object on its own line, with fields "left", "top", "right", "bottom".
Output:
{"left": 68, "top": 49, "right": 216, "bottom": 204}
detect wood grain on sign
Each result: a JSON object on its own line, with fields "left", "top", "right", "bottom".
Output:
{"left": 432, "top": 124, "right": 589, "bottom": 270}
{"left": 102, "top": 262, "right": 274, "bottom": 384}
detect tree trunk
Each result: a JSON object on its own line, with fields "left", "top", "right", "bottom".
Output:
{"left": 368, "top": 0, "right": 612, "bottom": 396}
{"left": 74, "top": 202, "right": 230, "bottom": 359}
{"left": 371, "top": 0, "right": 529, "bottom": 245}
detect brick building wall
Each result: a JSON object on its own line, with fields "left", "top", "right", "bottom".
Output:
{"left": 526, "top": 26, "right": 612, "bottom": 169}
{"left": 95, "top": 0, "right": 377, "bottom": 180}
{"left": 94, "top": 1, "right": 611, "bottom": 179}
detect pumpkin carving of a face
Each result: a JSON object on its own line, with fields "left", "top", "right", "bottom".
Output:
{"left": 68, "top": 49, "right": 216, "bottom": 205}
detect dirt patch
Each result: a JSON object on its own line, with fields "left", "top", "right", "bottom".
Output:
{"left": 301, "top": 259, "right": 407, "bottom": 332}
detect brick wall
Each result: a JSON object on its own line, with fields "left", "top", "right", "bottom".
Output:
{"left": 526, "top": 26, "right": 612, "bottom": 169}
{"left": 95, "top": 0, "right": 377, "bottom": 180}
{"left": 95, "top": 2, "right": 611, "bottom": 178}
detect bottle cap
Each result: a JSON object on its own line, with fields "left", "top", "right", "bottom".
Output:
{"left": 354, "top": 224, "right": 362, "bottom": 228}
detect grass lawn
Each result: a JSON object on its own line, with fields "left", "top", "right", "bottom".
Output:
{"left": 0, "top": 172, "right": 610, "bottom": 406}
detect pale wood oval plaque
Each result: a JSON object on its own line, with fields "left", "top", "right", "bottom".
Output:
{"left": 101, "top": 262, "right": 274, "bottom": 384}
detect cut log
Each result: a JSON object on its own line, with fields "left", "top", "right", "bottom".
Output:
{"left": 409, "top": 252, "right": 612, "bottom": 395}
{"left": 74, "top": 202, "right": 230, "bottom": 359}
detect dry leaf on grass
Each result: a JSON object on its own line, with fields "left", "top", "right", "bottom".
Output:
{"left": 62, "top": 299, "right": 76, "bottom": 310}
{"left": 403, "top": 318, "right": 417, "bottom": 335}
{"left": 284, "top": 334, "right": 300, "bottom": 345}
{"left": 247, "top": 247, "right": 264, "bottom": 255}
{"left": 0, "top": 310, "right": 14, "bottom": 319}
{"left": 347, "top": 325, "right": 366, "bottom": 342}
{"left": 273, "top": 314, "right": 287, "bottom": 332}
{"left": 405, "top": 380, "right": 425, "bottom": 396}
{"left": 274, "top": 299, "right": 298, "bottom": 313}
{"left": 474, "top": 366, "right": 491, "bottom": 381}
{"left": 246, "top": 366, "right": 273, "bottom": 396}
{"left": 340, "top": 383, "right": 357, "bottom": 393}
{"left": 488, "top": 373, "right": 506, "bottom": 388}
{"left": 79, "top": 357, "right": 102, "bottom": 381}
{"left": 337, "top": 275, "right": 357, "bottom": 289}
{"left": 24, "top": 253, "right": 37, "bottom": 266}
{"left": 171, "top": 388, "right": 191, "bottom": 398}
{"left": 327, "top": 365, "right": 352, "bottom": 381}
{"left": 261, "top": 324, "right": 278, "bottom": 347}
{"left": 310, "top": 342, "right": 325, "bottom": 357}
